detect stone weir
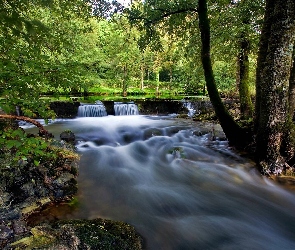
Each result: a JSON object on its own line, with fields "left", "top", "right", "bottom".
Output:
{"left": 48, "top": 99, "right": 238, "bottom": 118}
{"left": 49, "top": 100, "right": 191, "bottom": 117}
{"left": 49, "top": 101, "right": 80, "bottom": 118}
{"left": 14, "top": 98, "right": 239, "bottom": 118}
{"left": 104, "top": 99, "right": 189, "bottom": 116}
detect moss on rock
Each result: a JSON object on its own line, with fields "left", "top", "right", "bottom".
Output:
{"left": 11, "top": 219, "right": 143, "bottom": 250}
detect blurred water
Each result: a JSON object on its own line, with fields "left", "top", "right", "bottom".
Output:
{"left": 77, "top": 103, "right": 107, "bottom": 117}
{"left": 114, "top": 102, "right": 139, "bottom": 116}
{"left": 26, "top": 116, "right": 295, "bottom": 250}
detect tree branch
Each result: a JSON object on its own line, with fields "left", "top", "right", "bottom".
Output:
{"left": 0, "top": 114, "right": 53, "bottom": 138}
{"left": 146, "top": 8, "right": 198, "bottom": 26}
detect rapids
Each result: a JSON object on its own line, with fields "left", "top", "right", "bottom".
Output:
{"left": 25, "top": 116, "right": 295, "bottom": 250}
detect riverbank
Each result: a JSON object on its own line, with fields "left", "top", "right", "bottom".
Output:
{"left": 0, "top": 121, "right": 143, "bottom": 249}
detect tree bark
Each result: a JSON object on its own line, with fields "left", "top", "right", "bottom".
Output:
{"left": 254, "top": 0, "right": 275, "bottom": 131}
{"left": 255, "top": 0, "right": 295, "bottom": 175}
{"left": 237, "top": 0, "right": 254, "bottom": 120}
{"left": 238, "top": 34, "right": 253, "bottom": 120}
{"left": 198, "top": 0, "right": 246, "bottom": 146}
{"left": 140, "top": 64, "right": 144, "bottom": 90}
{"left": 283, "top": 52, "right": 295, "bottom": 161}
{"left": 122, "top": 65, "right": 128, "bottom": 96}
{"left": 288, "top": 54, "right": 295, "bottom": 118}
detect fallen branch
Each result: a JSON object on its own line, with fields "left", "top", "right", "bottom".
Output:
{"left": 0, "top": 114, "right": 53, "bottom": 138}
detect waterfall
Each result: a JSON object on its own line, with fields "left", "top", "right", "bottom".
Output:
{"left": 77, "top": 101, "right": 139, "bottom": 117}
{"left": 77, "top": 101, "right": 107, "bottom": 117}
{"left": 182, "top": 100, "right": 212, "bottom": 117}
{"left": 182, "top": 101, "right": 197, "bottom": 117}
{"left": 114, "top": 102, "right": 139, "bottom": 116}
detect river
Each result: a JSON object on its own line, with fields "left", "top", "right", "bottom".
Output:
{"left": 25, "top": 115, "right": 295, "bottom": 250}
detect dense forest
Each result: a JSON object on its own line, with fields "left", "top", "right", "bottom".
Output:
{"left": 1, "top": 0, "right": 295, "bottom": 176}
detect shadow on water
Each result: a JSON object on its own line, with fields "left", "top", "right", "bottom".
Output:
{"left": 25, "top": 116, "right": 295, "bottom": 250}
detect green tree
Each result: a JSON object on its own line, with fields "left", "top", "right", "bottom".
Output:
{"left": 0, "top": 0, "right": 91, "bottom": 117}
{"left": 209, "top": 0, "right": 264, "bottom": 118}
{"left": 96, "top": 17, "right": 142, "bottom": 95}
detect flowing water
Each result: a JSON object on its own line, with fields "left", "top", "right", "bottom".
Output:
{"left": 77, "top": 101, "right": 107, "bottom": 117}
{"left": 25, "top": 116, "right": 295, "bottom": 250}
{"left": 114, "top": 102, "right": 139, "bottom": 116}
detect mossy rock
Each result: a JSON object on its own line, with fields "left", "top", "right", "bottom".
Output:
{"left": 57, "top": 218, "right": 143, "bottom": 250}
{"left": 11, "top": 218, "right": 143, "bottom": 250}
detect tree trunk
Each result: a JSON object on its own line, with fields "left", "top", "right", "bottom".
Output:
{"left": 236, "top": 0, "right": 254, "bottom": 120}
{"left": 238, "top": 34, "right": 253, "bottom": 119}
{"left": 122, "top": 65, "right": 128, "bottom": 96}
{"left": 155, "top": 70, "right": 160, "bottom": 96}
{"left": 288, "top": 54, "right": 295, "bottom": 118}
{"left": 198, "top": 0, "right": 246, "bottom": 146}
{"left": 255, "top": 0, "right": 295, "bottom": 175}
{"left": 254, "top": 0, "right": 275, "bottom": 131}
{"left": 169, "top": 62, "right": 173, "bottom": 90}
{"left": 283, "top": 52, "right": 295, "bottom": 161}
{"left": 140, "top": 64, "right": 144, "bottom": 90}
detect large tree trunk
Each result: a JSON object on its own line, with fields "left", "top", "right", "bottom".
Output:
{"left": 254, "top": 0, "right": 275, "bottom": 131}
{"left": 198, "top": 0, "right": 246, "bottom": 146}
{"left": 283, "top": 53, "right": 295, "bottom": 161}
{"left": 255, "top": 0, "right": 295, "bottom": 175}
{"left": 288, "top": 54, "right": 295, "bottom": 118}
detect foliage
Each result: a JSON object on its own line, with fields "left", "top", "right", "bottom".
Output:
{"left": 1, "top": 0, "right": 255, "bottom": 111}
{"left": 213, "top": 61, "right": 236, "bottom": 91}
{"left": 0, "top": 127, "right": 78, "bottom": 167}
{"left": 0, "top": 0, "right": 92, "bottom": 116}
{"left": 0, "top": 128, "right": 55, "bottom": 166}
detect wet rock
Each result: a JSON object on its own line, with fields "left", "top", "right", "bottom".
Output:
{"left": 12, "top": 220, "right": 27, "bottom": 235}
{"left": 4, "top": 209, "right": 20, "bottom": 221}
{"left": 20, "top": 183, "right": 35, "bottom": 197}
{"left": 274, "top": 176, "right": 295, "bottom": 190}
{"left": 21, "top": 197, "right": 52, "bottom": 217}
{"left": 60, "top": 131, "right": 75, "bottom": 144}
{"left": 52, "top": 173, "right": 75, "bottom": 188}
{"left": 0, "top": 225, "right": 13, "bottom": 240}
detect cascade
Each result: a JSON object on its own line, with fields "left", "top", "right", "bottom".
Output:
{"left": 77, "top": 101, "right": 107, "bottom": 117}
{"left": 182, "top": 101, "right": 197, "bottom": 117}
{"left": 114, "top": 102, "right": 139, "bottom": 116}
{"left": 182, "top": 100, "right": 212, "bottom": 117}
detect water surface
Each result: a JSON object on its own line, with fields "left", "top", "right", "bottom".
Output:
{"left": 26, "top": 116, "right": 295, "bottom": 250}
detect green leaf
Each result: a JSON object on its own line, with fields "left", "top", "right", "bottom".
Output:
{"left": 6, "top": 140, "right": 21, "bottom": 149}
